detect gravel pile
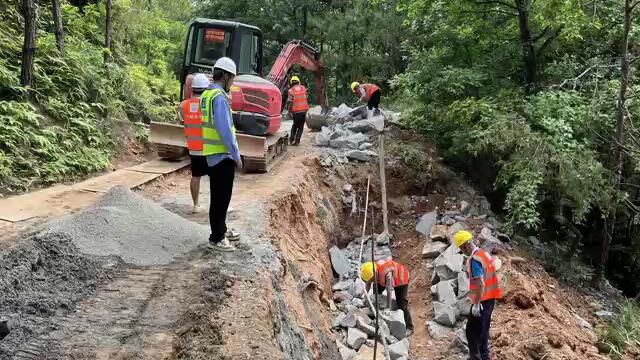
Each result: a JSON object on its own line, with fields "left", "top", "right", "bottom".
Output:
{"left": 47, "top": 185, "right": 209, "bottom": 266}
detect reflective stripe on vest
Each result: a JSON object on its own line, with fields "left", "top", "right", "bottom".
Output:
{"left": 289, "top": 85, "right": 309, "bottom": 113}
{"left": 468, "top": 248, "right": 503, "bottom": 302}
{"left": 363, "top": 83, "right": 380, "bottom": 98}
{"left": 375, "top": 259, "right": 409, "bottom": 288}
{"left": 180, "top": 98, "right": 204, "bottom": 155}
{"left": 199, "top": 87, "right": 236, "bottom": 156}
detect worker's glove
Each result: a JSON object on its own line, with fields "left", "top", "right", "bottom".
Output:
{"left": 471, "top": 303, "right": 483, "bottom": 317}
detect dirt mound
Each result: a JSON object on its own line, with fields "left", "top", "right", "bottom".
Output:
{"left": 0, "top": 232, "right": 115, "bottom": 358}
{"left": 48, "top": 185, "right": 209, "bottom": 266}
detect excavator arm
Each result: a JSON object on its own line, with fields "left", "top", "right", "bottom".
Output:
{"left": 266, "top": 40, "right": 329, "bottom": 112}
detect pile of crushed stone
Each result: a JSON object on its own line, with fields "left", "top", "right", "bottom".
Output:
{"left": 47, "top": 185, "right": 209, "bottom": 266}
{"left": 0, "top": 232, "right": 115, "bottom": 357}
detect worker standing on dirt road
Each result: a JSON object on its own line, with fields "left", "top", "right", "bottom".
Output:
{"left": 199, "top": 57, "right": 242, "bottom": 252}
{"left": 286, "top": 76, "right": 310, "bottom": 146}
{"left": 361, "top": 259, "right": 414, "bottom": 336}
{"left": 179, "top": 73, "right": 210, "bottom": 214}
{"left": 351, "top": 82, "right": 382, "bottom": 117}
{"left": 453, "top": 230, "right": 503, "bottom": 360}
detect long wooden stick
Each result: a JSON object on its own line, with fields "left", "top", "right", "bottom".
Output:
{"left": 378, "top": 133, "right": 389, "bottom": 234}
{"left": 358, "top": 175, "right": 371, "bottom": 264}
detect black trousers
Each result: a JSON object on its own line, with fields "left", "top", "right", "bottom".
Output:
{"left": 367, "top": 90, "right": 381, "bottom": 110}
{"left": 208, "top": 158, "right": 235, "bottom": 244}
{"left": 466, "top": 299, "right": 496, "bottom": 360}
{"left": 290, "top": 111, "right": 307, "bottom": 143}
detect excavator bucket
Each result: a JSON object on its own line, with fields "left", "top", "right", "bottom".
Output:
{"left": 149, "top": 121, "right": 288, "bottom": 172}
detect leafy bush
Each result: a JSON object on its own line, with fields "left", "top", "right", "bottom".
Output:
{"left": 599, "top": 301, "right": 640, "bottom": 359}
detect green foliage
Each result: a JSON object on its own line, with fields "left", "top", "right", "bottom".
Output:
{"left": 0, "top": 0, "right": 186, "bottom": 192}
{"left": 599, "top": 301, "right": 640, "bottom": 358}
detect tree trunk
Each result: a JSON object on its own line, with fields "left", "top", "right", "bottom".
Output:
{"left": 52, "top": 0, "right": 65, "bottom": 53}
{"left": 514, "top": 0, "right": 536, "bottom": 93}
{"left": 104, "top": 0, "right": 113, "bottom": 63}
{"left": 596, "top": 0, "right": 634, "bottom": 285}
{"left": 21, "top": 0, "right": 36, "bottom": 89}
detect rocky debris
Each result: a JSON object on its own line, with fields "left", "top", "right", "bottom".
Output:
{"left": 435, "top": 280, "right": 457, "bottom": 306}
{"left": 347, "top": 327, "right": 368, "bottom": 350}
{"left": 384, "top": 310, "right": 407, "bottom": 340}
{"left": 48, "top": 186, "right": 208, "bottom": 266}
{"left": 334, "top": 280, "right": 354, "bottom": 292}
{"left": 416, "top": 211, "right": 437, "bottom": 236}
{"left": 426, "top": 320, "right": 451, "bottom": 340}
{"left": 478, "top": 227, "right": 502, "bottom": 254}
{"left": 388, "top": 338, "right": 409, "bottom": 360}
{"left": 336, "top": 339, "right": 357, "bottom": 360}
{"left": 574, "top": 314, "right": 592, "bottom": 330}
{"left": 330, "top": 246, "right": 351, "bottom": 278}
{"left": 457, "top": 272, "right": 470, "bottom": 298}
{"left": 334, "top": 313, "right": 347, "bottom": 328}
{"left": 335, "top": 291, "right": 354, "bottom": 303}
{"left": 346, "top": 150, "right": 378, "bottom": 162}
{"left": 433, "top": 301, "right": 457, "bottom": 326}
{"left": 430, "top": 225, "right": 448, "bottom": 241}
{"left": 459, "top": 201, "right": 470, "bottom": 215}
{"left": 422, "top": 240, "right": 448, "bottom": 259}
{"left": 595, "top": 310, "right": 615, "bottom": 321}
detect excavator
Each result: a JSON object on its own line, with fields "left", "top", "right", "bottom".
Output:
{"left": 150, "top": 18, "right": 328, "bottom": 172}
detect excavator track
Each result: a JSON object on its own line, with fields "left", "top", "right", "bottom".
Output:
{"left": 149, "top": 122, "right": 289, "bottom": 173}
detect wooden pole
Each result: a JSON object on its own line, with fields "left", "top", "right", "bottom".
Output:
{"left": 378, "top": 132, "right": 389, "bottom": 234}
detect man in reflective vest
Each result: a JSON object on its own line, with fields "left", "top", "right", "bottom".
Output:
{"left": 351, "top": 81, "right": 382, "bottom": 117}
{"left": 200, "top": 57, "right": 242, "bottom": 252}
{"left": 361, "top": 259, "right": 414, "bottom": 336}
{"left": 453, "top": 231, "right": 503, "bottom": 360}
{"left": 179, "top": 73, "right": 210, "bottom": 214}
{"left": 286, "top": 75, "right": 309, "bottom": 146}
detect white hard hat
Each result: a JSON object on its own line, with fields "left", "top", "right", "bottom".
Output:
{"left": 214, "top": 57, "right": 237, "bottom": 76}
{"left": 191, "top": 73, "right": 210, "bottom": 89}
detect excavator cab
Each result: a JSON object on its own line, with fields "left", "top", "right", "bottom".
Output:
{"left": 180, "top": 18, "right": 264, "bottom": 100}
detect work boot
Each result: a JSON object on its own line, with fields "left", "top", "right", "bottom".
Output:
{"left": 208, "top": 238, "right": 236, "bottom": 252}
{"left": 226, "top": 229, "right": 240, "bottom": 242}
{"left": 191, "top": 204, "right": 202, "bottom": 214}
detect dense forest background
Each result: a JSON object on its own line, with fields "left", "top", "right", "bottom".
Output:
{"left": 1, "top": 0, "right": 640, "bottom": 336}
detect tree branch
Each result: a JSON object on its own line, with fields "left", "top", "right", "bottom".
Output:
{"left": 470, "top": 0, "right": 518, "bottom": 10}
{"left": 533, "top": 26, "right": 550, "bottom": 43}
{"left": 461, "top": 9, "right": 518, "bottom": 16}
{"left": 537, "top": 26, "right": 564, "bottom": 56}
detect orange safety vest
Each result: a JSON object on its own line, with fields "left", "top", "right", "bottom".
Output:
{"left": 361, "top": 83, "right": 381, "bottom": 98}
{"left": 468, "top": 248, "right": 503, "bottom": 302}
{"left": 288, "top": 85, "right": 309, "bottom": 113}
{"left": 376, "top": 259, "right": 409, "bottom": 288}
{"left": 180, "top": 97, "right": 204, "bottom": 156}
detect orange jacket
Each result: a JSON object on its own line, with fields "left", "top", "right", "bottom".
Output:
{"left": 357, "top": 83, "right": 381, "bottom": 100}
{"left": 179, "top": 97, "right": 204, "bottom": 155}
{"left": 287, "top": 85, "right": 310, "bottom": 113}
{"left": 468, "top": 248, "right": 503, "bottom": 302}
{"left": 376, "top": 259, "right": 409, "bottom": 288}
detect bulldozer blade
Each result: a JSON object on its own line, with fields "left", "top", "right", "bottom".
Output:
{"left": 149, "top": 122, "right": 188, "bottom": 161}
{"left": 237, "top": 132, "right": 289, "bottom": 173}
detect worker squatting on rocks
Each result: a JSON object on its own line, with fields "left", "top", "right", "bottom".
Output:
{"left": 360, "top": 259, "right": 415, "bottom": 336}
{"left": 351, "top": 82, "right": 382, "bottom": 117}
{"left": 286, "top": 76, "right": 310, "bottom": 146}
{"left": 179, "top": 73, "right": 210, "bottom": 214}
{"left": 453, "top": 230, "right": 503, "bottom": 360}
{"left": 199, "top": 57, "right": 243, "bottom": 252}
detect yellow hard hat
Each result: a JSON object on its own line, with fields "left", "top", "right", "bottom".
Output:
{"left": 360, "top": 262, "right": 376, "bottom": 282}
{"left": 453, "top": 230, "right": 473, "bottom": 248}
{"left": 290, "top": 75, "right": 301, "bottom": 84}
{"left": 351, "top": 81, "right": 360, "bottom": 92}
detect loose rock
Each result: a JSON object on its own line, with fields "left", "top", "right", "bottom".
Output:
{"left": 416, "top": 211, "right": 438, "bottom": 236}
{"left": 426, "top": 320, "right": 451, "bottom": 340}
{"left": 347, "top": 327, "right": 368, "bottom": 350}
{"left": 433, "top": 301, "right": 457, "bottom": 326}
{"left": 388, "top": 338, "right": 409, "bottom": 360}
{"left": 330, "top": 246, "right": 351, "bottom": 278}
{"left": 333, "top": 280, "right": 354, "bottom": 292}
{"left": 337, "top": 339, "right": 357, "bottom": 360}
{"left": 430, "top": 225, "right": 448, "bottom": 242}
{"left": 422, "top": 240, "right": 447, "bottom": 259}
{"left": 384, "top": 309, "right": 407, "bottom": 340}
{"left": 436, "top": 280, "right": 457, "bottom": 306}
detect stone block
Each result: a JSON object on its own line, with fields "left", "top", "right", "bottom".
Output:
{"left": 347, "top": 327, "right": 368, "bottom": 350}
{"left": 427, "top": 320, "right": 451, "bottom": 340}
{"left": 384, "top": 309, "right": 406, "bottom": 340}
{"left": 416, "top": 211, "right": 437, "bottom": 236}
{"left": 433, "top": 301, "right": 457, "bottom": 327}
{"left": 388, "top": 338, "right": 409, "bottom": 360}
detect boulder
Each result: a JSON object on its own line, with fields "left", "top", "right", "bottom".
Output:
{"left": 436, "top": 280, "right": 457, "bottom": 306}
{"left": 345, "top": 150, "right": 371, "bottom": 162}
{"left": 457, "top": 271, "right": 470, "bottom": 298}
{"left": 359, "top": 142, "right": 373, "bottom": 150}
{"left": 456, "top": 297, "right": 472, "bottom": 317}
{"left": 334, "top": 291, "right": 354, "bottom": 303}
{"left": 422, "top": 240, "right": 447, "bottom": 259}
{"left": 334, "top": 313, "right": 347, "bottom": 328}
{"left": 427, "top": 320, "right": 451, "bottom": 340}
{"left": 356, "top": 319, "right": 376, "bottom": 337}
{"left": 330, "top": 137, "right": 350, "bottom": 149}
{"left": 341, "top": 309, "right": 371, "bottom": 328}
{"left": 354, "top": 343, "right": 386, "bottom": 360}
{"left": 351, "top": 298, "right": 365, "bottom": 308}
{"left": 336, "top": 339, "right": 357, "bottom": 360}
{"left": 388, "top": 338, "right": 409, "bottom": 360}
{"left": 433, "top": 301, "right": 457, "bottom": 326}
{"left": 334, "top": 280, "right": 354, "bottom": 292}
{"left": 479, "top": 227, "right": 502, "bottom": 254}
{"left": 430, "top": 225, "right": 448, "bottom": 241}
{"left": 330, "top": 246, "right": 351, "bottom": 278}
{"left": 315, "top": 131, "right": 331, "bottom": 146}
{"left": 365, "top": 115, "right": 385, "bottom": 132}
{"left": 595, "top": 311, "right": 615, "bottom": 321}
{"left": 347, "top": 327, "right": 368, "bottom": 350}
{"left": 345, "top": 133, "right": 369, "bottom": 149}
{"left": 459, "top": 201, "right": 471, "bottom": 215}
{"left": 416, "top": 211, "right": 438, "bottom": 236}
{"left": 384, "top": 309, "right": 407, "bottom": 340}
{"left": 346, "top": 120, "right": 377, "bottom": 133}
{"left": 454, "top": 327, "right": 468, "bottom": 352}
{"left": 351, "top": 278, "right": 367, "bottom": 299}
